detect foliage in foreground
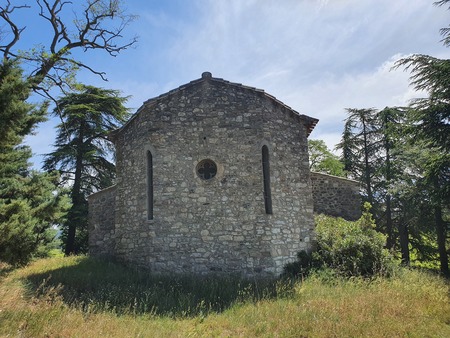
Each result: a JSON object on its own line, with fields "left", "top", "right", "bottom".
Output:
{"left": 0, "top": 60, "right": 69, "bottom": 266}
{"left": 0, "top": 0, "right": 137, "bottom": 262}
{"left": 284, "top": 204, "right": 394, "bottom": 278}
{"left": 0, "top": 256, "right": 449, "bottom": 337}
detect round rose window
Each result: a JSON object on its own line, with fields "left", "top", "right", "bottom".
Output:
{"left": 196, "top": 159, "right": 217, "bottom": 180}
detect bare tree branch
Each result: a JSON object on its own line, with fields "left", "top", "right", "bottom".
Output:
{"left": 60, "top": 57, "right": 108, "bottom": 81}
{"left": 37, "top": 0, "right": 73, "bottom": 53}
{"left": 1, "top": 0, "right": 137, "bottom": 95}
{"left": 0, "top": 1, "right": 30, "bottom": 59}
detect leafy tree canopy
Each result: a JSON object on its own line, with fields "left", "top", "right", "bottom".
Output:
{"left": 308, "top": 139, "right": 346, "bottom": 177}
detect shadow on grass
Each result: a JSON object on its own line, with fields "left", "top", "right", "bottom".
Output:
{"left": 0, "top": 262, "right": 15, "bottom": 280}
{"left": 24, "top": 256, "right": 293, "bottom": 317}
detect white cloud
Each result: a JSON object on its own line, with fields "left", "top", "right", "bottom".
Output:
{"left": 163, "top": 0, "right": 447, "bottom": 81}
{"left": 153, "top": 0, "right": 446, "bottom": 152}
{"left": 24, "top": 0, "right": 449, "bottom": 168}
{"left": 304, "top": 54, "right": 425, "bottom": 152}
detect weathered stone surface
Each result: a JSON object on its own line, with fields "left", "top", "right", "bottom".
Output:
{"left": 88, "top": 73, "right": 358, "bottom": 277}
{"left": 87, "top": 185, "right": 116, "bottom": 256}
{"left": 310, "top": 172, "right": 361, "bottom": 221}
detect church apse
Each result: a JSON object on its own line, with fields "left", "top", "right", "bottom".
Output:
{"left": 89, "top": 72, "right": 333, "bottom": 276}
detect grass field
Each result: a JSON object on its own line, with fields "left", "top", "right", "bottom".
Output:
{"left": 0, "top": 256, "right": 449, "bottom": 337}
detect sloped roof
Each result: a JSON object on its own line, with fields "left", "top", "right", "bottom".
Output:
{"left": 111, "top": 72, "right": 318, "bottom": 140}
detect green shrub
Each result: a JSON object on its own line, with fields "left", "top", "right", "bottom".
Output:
{"left": 283, "top": 250, "right": 318, "bottom": 278}
{"left": 284, "top": 203, "right": 394, "bottom": 278}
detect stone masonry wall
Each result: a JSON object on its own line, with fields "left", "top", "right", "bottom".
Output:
{"left": 88, "top": 185, "right": 116, "bottom": 256}
{"left": 310, "top": 172, "right": 361, "bottom": 221}
{"left": 109, "top": 74, "right": 316, "bottom": 276}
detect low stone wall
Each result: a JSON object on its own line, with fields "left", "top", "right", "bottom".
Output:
{"left": 88, "top": 185, "right": 116, "bottom": 256}
{"left": 310, "top": 172, "right": 361, "bottom": 221}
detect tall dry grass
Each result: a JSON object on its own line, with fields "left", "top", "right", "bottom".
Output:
{"left": 0, "top": 256, "right": 449, "bottom": 337}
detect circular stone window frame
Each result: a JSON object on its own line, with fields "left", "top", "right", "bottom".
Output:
{"left": 196, "top": 158, "right": 218, "bottom": 181}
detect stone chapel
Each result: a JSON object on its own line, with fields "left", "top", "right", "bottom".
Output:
{"left": 88, "top": 72, "right": 360, "bottom": 276}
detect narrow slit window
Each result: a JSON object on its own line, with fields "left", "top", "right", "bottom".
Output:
{"left": 147, "top": 150, "right": 153, "bottom": 220}
{"left": 262, "top": 145, "right": 273, "bottom": 214}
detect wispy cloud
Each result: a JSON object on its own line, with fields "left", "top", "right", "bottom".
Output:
{"left": 25, "top": 0, "right": 449, "bottom": 167}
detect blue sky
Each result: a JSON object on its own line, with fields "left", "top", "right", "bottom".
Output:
{"left": 12, "top": 0, "right": 449, "bottom": 168}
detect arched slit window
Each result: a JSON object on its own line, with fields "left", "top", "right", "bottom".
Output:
{"left": 147, "top": 150, "right": 153, "bottom": 220}
{"left": 262, "top": 145, "right": 273, "bottom": 214}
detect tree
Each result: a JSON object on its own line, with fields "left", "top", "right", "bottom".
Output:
{"left": 0, "top": 0, "right": 137, "bottom": 98}
{"left": 0, "top": 1, "right": 136, "bottom": 140}
{"left": 374, "top": 107, "right": 408, "bottom": 253}
{"left": 398, "top": 143, "right": 448, "bottom": 269}
{"left": 336, "top": 107, "right": 417, "bottom": 263}
{"left": 394, "top": 0, "right": 449, "bottom": 275}
{"left": 436, "top": 0, "right": 450, "bottom": 47}
{"left": 0, "top": 60, "right": 68, "bottom": 265}
{"left": 44, "top": 85, "right": 130, "bottom": 254}
{"left": 336, "top": 108, "right": 378, "bottom": 206}
{"left": 0, "top": 60, "right": 46, "bottom": 147}
{"left": 0, "top": 0, "right": 136, "bottom": 260}
{"left": 308, "top": 139, "right": 346, "bottom": 177}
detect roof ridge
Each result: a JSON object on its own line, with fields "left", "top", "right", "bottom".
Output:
{"left": 112, "top": 72, "right": 318, "bottom": 140}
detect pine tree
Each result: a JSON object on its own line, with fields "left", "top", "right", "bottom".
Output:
{"left": 337, "top": 107, "right": 415, "bottom": 262}
{"left": 44, "top": 85, "right": 130, "bottom": 254}
{"left": 0, "top": 60, "right": 68, "bottom": 265}
{"left": 336, "top": 108, "right": 378, "bottom": 206}
{"left": 394, "top": 0, "right": 450, "bottom": 275}
{"left": 0, "top": 60, "right": 46, "bottom": 147}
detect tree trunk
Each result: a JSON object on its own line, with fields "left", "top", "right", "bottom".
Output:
{"left": 64, "top": 210, "right": 77, "bottom": 255}
{"left": 64, "top": 124, "right": 85, "bottom": 255}
{"left": 384, "top": 139, "right": 394, "bottom": 249}
{"left": 398, "top": 220, "right": 410, "bottom": 266}
{"left": 64, "top": 165, "right": 83, "bottom": 255}
{"left": 385, "top": 194, "right": 394, "bottom": 249}
{"left": 362, "top": 118, "right": 373, "bottom": 205}
{"left": 434, "top": 205, "right": 449, "bottom": 276}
